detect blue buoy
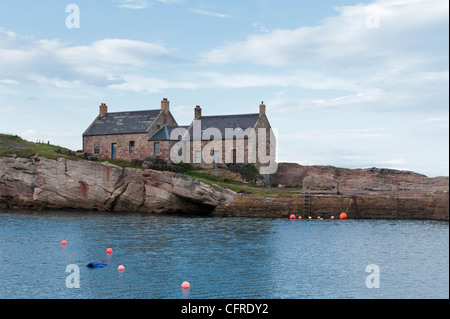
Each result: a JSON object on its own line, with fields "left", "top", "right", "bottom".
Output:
{"left": 87, "top": 262, "right": 108, "bottom": 268}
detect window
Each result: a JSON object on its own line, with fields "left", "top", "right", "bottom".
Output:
{"left": 194, "top": 151, "right": 201, "bottom": 164}
{"left": 94, "top": 142, "right": 100, "bottom": 155}
{"left": 129, "top": 141, "right": 135, "bottom": 153}
{"left": 154, "top": 142, "right": 160, "bottom": 155}
{"left": 156, "top": 124, "right": 161, "bottom": 130}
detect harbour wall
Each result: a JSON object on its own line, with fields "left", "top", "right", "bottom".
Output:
{"left": 213, "top": 192, "right": 449, "bottom": 220}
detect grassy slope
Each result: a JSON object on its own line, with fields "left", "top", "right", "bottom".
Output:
{"left": 0, "top": 134, "right": 72, "bottom": 160}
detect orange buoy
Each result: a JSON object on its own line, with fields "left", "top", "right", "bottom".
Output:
{"left": 106, "top": 248, "right": 113, "bottom": 254}
{"left": 181, "top": 281, "right": 191, "bottom": 290}
{"left": 118, "top": 265, "right": 125, "bottom": 271}
{"left": 290, "top": 214, "right": 296, "bottom": 220}
{"left": 61, "top": 240, "right": 67, "bottom": 246}
{"left": 339, "top": 212, "right": 347, "bottom": 220}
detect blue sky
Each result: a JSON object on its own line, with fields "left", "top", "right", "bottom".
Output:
{"left": 0, "top": 0, "right": 448, "bottom": 177}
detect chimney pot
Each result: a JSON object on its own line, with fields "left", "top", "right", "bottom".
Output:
{"left": 161, "top": 98, "right": 170, "bottom": 111}
{"left": 194, "top": 105, "right": 202, "bottom": 120}
{"left": 99, "top": 103, "right": 108, "bottom": 116}
{"left": 259, "top": 102, "right": 266, "bottom": 115}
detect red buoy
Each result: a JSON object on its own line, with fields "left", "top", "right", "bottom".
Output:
{"left": 290, "top": 214, "right": 296, "bottom": 220}
{"left": 61, "top": 240, "right": 67, "bottom": 246}
{"left": 106, "top": 248, "right": 113, "bottom": 254}
{"left": 340, "top": 212, "right": 348, "bottom": 220}
{"left": 118, "top": 265, "right": 125, "bottom": 271}
{"left": 181, "top": 281, "right": 191, "bottom": 290}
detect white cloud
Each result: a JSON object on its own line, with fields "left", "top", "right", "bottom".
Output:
{"left": 156, "top": 0, "right": 183, "bottom": 4}
{"left": 201, "top": 0, "right": 448, "bottom": 67}
{"left": 252, "top": 22, "right": 270, "bottom": 33}
{"left": 115, "top": 0, "right": 151, "bottom": 9}
{"left": 280, "top": 128, "right": 393, "bottom": 143}
{"left": 0, "top": 29, "right": 178, "bottom": 88}
{"left": 0, "top": 79, "right": 19, "bottom": 85}
{"left": 189, "top": 8, "right": 231, "bottom": 18}
{"left": 105, "top": 70, "right": 362, "bottom": 94}
{"left": 0, "top": 106, "right": 14, "bottom": 115}
{"left": 57, "top": 38, "right": 172, "bottom": 67}
{"left": 415, "top": 117, "right": 449, "bottom": 123}
{"left": 114, "top": 0, "right": 182, "bottom": 8}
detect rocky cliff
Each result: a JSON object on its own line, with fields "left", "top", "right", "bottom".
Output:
{"left": 0, "top": 156, "right": 448, "bottom": 220}
{"left": 271, "top": 162, "right": 448, "bottom": 197}
{"left": 0, "top": 155, "right": 236, "bottom": 214}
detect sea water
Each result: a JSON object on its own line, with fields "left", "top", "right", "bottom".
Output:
{"left": 0, "top": 210, "right": 448, "bottom": 299}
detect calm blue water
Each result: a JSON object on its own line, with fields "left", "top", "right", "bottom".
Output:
{"left": 0, "top": 210, "right": 448, "bottom": 299}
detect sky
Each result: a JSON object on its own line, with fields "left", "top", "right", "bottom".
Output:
{"left": 0, "top": 0, "right": 448, "bottom": 177}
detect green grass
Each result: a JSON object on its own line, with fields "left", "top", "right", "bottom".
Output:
{"left": 0, "top": 134, "right": 75, "bottom": 161}
{"left": 185, "top": 171, "right": 281, "bottom": 194}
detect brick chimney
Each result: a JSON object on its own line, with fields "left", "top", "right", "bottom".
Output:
{"left": 259, "top": 101, "right": 266, "bottom": 115}
{"left": 161, "top": 98, "right": 169, "bottom": 111}
{"left": 194, "top": 105, "right": 202, "bottom": 120}
{"left": 99, "top": 103, "right": 107, "bottom": 116}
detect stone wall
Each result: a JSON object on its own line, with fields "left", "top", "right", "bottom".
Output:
{"left": 83, "top": 133, "right": 173, "bottom": 163}
{"left": 212, "top": 192, "right": 449, "bottom": 220}
{"left": 84, "top": 133, "right": 150, "bottom": 161}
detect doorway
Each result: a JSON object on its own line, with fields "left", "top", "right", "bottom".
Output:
{"left": 111, "top": 143, "right": 117, "bottom": 159}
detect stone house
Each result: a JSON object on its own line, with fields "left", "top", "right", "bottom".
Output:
{"left": 83, "top": 99, "right": 275, "bottom": 171}
{"left": 82, "top": 98, "right": 177, "bottom": 162}
{"left": 180, "top": 103, "right": 274, "bottom": 169}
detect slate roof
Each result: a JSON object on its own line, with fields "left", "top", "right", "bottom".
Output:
{"left": 148, "top": 126, "right": 190, "bottom": 141}
{"left": 83, "top": 110, "right": 161, "bottom": 136}
{"left": 188, "top": 113, "right": 260, "bottom": 140}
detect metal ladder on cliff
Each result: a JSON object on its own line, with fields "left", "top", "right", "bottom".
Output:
{"left": 302, "top": 180, "right": 312, "bottom": 216}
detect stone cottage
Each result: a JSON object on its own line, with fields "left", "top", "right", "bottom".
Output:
{"left": 82, "top": 98, "right": 177, "bottom": 162}
{"left": 179, "top": 103, "right": 274, "bottom": 169}
{"left": 83, "top": 99, "right": 276, "bottom": 172}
